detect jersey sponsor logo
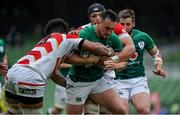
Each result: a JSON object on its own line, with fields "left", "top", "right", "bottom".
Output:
{"left": 119, "top": 91, "right": 124, "bottom": 95}
{"left": 76, "top": 97, "right": 82, "bottom": 102}
{"left": 122, "top": 28, "right": 127, "bottom": 33}
{"left": 129, "top": 52, "right": 138, "bottom": 61}
{"left": 138, "top": 41, "right": 145, "bottom": 49}
{"left": 18, "top": 87, "right": 37, "bottom": 95}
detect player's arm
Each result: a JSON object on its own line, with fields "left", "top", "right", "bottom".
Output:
{"left": 80, "top": 39, "right": 114, "bottom": 56}
{"left": 103, "top": 60, "right": 127, "bottom": 71}
{"left": 149, "top": 45, "right": 167, "bottom": 78}
{"left": 65, "top": 52, "right": 100, "bottom": 65}
{"left": 109, "top": 36, "right": 134, "bottom": 63}
{"left": 50, "top": 70, "right": 66, "bottom": 87}
{"left": 118, "top": 36, "right": 135, "bottom": 61}
{"left": 113, "top": 23, "right": 135, "bottom": 62}
{"left": 59, "top": 63, "right": 72, "bottom": 69}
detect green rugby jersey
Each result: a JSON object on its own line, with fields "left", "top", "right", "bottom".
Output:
{"left": 69, "top": 25, "right": 122, "bottom": 82}
{"left": 0, "top": 38, "right": 5, "bottom": 83}
{"left": 116, "top": 29, "right": 155, "bottom": 80}
{"left": 0, "top": 39, "right": 5, "bottom": 63}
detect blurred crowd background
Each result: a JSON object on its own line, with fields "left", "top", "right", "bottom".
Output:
{"left": 0, "top": 0, "right": 180, "bottom": 114}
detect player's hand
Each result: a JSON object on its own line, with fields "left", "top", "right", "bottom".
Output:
{"left": 0, "top": 63, "right": 8, "bottom": 76}
{"left": 86, "top": 54, "right": 100, "bottom": 64}
{"left": 104, "top": 60, "right": 127, "bottom": 70}
{"left": 107, "top": 47, "right": 114, "bottom": 56}
{"left": 96, "top": 56, "right": 111, "bottom": 67}
{"left": 153, "top": 67, "right": 167, "bottom": 78}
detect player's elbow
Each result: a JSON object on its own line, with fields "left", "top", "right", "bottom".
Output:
{"left": 130, "top": 43, "right": 135, "bottom": 54}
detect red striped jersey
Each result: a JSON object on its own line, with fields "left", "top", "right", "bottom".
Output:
{"left": 114, "top": 23, "right": 130, "bottom": 38}
{"left": 14, "top": 33, "right": 82, "bottom": 80}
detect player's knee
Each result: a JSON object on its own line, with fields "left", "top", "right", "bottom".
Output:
{"left": 117, "top": 104, "right": 128, "bottom": 114}
{"left": 136, "top": 105, "right": 150, "bottom": 114}
{"left": 19, "top": 100, "right": 43, "bottom": 114}
{"left": 19, "top": 96, "right": 43, "bottom": 114}
{"left": 5, "top": 92, "right": 21, "bottom": 114}
{"left": 6, "top": 103, "right": 21, "bottom": 114}
{"left": 109, "top": 104, "right": 127, "bottom": 114}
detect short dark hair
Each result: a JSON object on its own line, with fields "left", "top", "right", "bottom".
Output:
{"left": 101, "top": 9, "right": 118, "bottom": 22}
{"left": 44, "top": 18, "right": 69, "bottom": 36}
{"left": 118, "top": 9, "right": 135, "bottom": 22}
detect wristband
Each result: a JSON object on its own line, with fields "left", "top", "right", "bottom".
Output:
{"left": 110, "top": 55, "right": 119, "bottom": 62}
{"left": 154, "top": 57, "right": 163, "bottom": 65}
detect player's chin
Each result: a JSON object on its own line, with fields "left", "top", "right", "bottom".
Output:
{"left": 103, "top": 34, "right": 109, "bottom": 39}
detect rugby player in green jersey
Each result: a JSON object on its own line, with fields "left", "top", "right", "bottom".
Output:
{"left": 66, "top": 9, "right": 135, "bottom": 114}
{"left": 104, "top": 9, "right": 167, "bottom": 114}
{"left": 0, "top": 38, "right": 8, "bottom": 112}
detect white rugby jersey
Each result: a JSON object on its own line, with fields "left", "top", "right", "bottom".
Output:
{"left": 14, "top": 33, "right": 82, "bottom": 80}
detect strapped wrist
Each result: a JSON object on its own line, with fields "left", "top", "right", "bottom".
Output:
{"left": 154, "top": 57, "right": 163, "bottom": 65}
{"left": 110, "top": 55, "right": 119, "bottom": 62}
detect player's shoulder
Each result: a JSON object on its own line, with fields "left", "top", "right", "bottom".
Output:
{"left": 114, "top": 23, "right": 127, "bottom": 35}
{"left": 133, "top": 29, "right": 150, "bottom": 37}
{"left": 81, "top": 23, "right": 92, "bottom": 29}
{"left": 80, "top": 24, "right": 95, "bottom": 34}
{"left": 77, "top": 23, "right": 92, "bottom": 31}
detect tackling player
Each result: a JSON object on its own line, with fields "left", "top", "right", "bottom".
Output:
{"left": 4, "top": 18, "right": 114, "bottom": 114}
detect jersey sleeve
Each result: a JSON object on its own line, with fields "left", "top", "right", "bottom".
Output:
{"left": 58, "top": 38, "right": 83, "bottom": 57}
{"left": 114, "top": 23, "right": 130, "bottom": 39}
{"left": 110, "top": 34, "right": 122, "bottom": 52}
{"left": 79, "top": 26, "right": 91, "bottom": 40}
{"left": 144, "top": 33, "right": 155, "bottom": 51}
{"left": 0, "top": 39, "right": 5, "bottom": 58}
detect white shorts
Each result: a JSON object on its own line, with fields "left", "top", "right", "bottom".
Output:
{"left": 5, "top": 65, "right": 46, "bottom": 98}
{"left": 114, "top": 77, "right": 150, "bottom": 100}
{"left": 54, "top": 85, "right": 67, "bottom": 108}
{"left": 66, "top": 76, "right": 113, "bottom": 105}
{"left": 103, "top": 70, "right": 115, "bottom": 81}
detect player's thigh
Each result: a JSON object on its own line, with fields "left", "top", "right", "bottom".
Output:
{"left": 113, "top": 88, "right": 130, "bottom": 113}
{"left": 54, "top": 85, "right": 66, "bottom": 108}
{"left": 66, "top": 76, "right": 96, "bottom": 114}
{"left": 131, "top": 92, "right": 150, "bottom": 112}
{"left": 99, "top": 98, "right": 129, "bottom": 114}
{"left": 5, "top": 91, "right": 21, "bottom": 113}
{"left": 90, "top": 88, "right": 126, "bottom": 114}
{"left": 66, "top": 104, "right": 84, "bottom": 114}
{"left": 130, "top": 82, "right": 150, "bottom": 112}
{"left": 66, "top": 76, "right": 97, "bottom": 105}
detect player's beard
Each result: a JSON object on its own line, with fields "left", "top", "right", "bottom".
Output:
{"left": 129, "top": 29, "right": 133, "bottom": 36}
